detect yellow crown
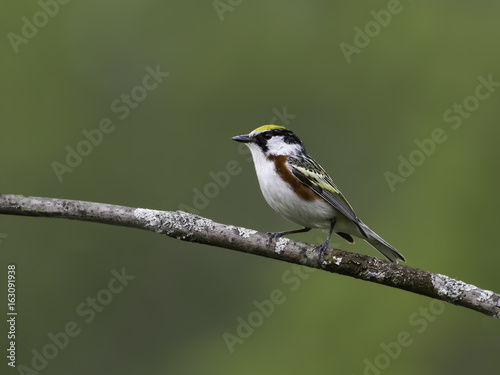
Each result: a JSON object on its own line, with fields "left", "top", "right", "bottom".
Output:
{"left": 250, "top": 125, "right": 287, "bottom": 135}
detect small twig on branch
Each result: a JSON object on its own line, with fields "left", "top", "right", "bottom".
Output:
{"left": 1, "top": 194, "right": 499, "bottom": 319}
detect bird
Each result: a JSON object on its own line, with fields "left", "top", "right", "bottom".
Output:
{"left": 232, "top": 125, "right": 405, "bottom": 263}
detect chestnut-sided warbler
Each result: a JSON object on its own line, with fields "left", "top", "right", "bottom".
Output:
{"left": 232, "top": 125, "right": 405, "bottom": 263}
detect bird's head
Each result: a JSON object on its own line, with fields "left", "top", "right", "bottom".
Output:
{"left": 232, "top": 125, "right": 305, "bottom": 157}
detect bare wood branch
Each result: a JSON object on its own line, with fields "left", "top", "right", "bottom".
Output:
{"left": 1, "top": 193, "right": 499, "bottom": 319}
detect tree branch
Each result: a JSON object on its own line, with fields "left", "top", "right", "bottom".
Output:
{"left": 1, "top": 194, "right": 499, "bottom": 319}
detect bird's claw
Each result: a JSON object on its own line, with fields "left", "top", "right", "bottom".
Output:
{"left": 316, "top": 242, "right": 329, "bottom": 261}
{"left": 266, "top": 232, "right": 284, "bottom": 245}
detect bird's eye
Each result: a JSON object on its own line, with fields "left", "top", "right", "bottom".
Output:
{"left": 264, "top": 133, "right": 273, "bottom": 140}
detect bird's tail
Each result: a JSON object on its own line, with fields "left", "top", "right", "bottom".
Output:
{"left": 357, "top": 221, "right": 406, "bottom": 263}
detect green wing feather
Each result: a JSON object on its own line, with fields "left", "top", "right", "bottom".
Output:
{"left": 287, "top": 155, "right": 361, "bottom": 228}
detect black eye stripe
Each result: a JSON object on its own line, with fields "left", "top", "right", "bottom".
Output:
{"left": 252, "top": 129, "right": 306, "bottom": 154}
{"left": 257, "top": 129, "right": 302, "bottom": 144}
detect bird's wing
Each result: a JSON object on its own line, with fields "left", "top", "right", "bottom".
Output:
{"left": 287, "top": 155, "right": 361, "bottom": 227}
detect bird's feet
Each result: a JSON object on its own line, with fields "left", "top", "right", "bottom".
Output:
{"left": 266, "top": 231, "right": 285, "bottom": 245}
{"left": 266, "top": 227, "right": 311, "bottom": 245}
{"left": 316, "top": 241, "right": 330, "bottom": 261}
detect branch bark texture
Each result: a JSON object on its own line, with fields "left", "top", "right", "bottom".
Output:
{"left": 1, "top": 194, "right": 499, "bottom": 319}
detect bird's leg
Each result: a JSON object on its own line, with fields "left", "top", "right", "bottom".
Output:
{"left": 267, "top": 227, "right": 311, "bottom": 244}
{"left": 316, "top": 218, "right": 336, "bottom": 260}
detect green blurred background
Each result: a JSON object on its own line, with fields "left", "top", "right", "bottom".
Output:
{"left": 2, "top": 1, "right": 500, "bottom": 374}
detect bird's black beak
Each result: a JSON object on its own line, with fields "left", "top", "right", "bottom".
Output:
{"left": 232, "top": 134, "right": 252, "bottom": 143}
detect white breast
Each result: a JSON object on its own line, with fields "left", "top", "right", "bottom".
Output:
{"left": 247, "top": 144, "right": 337, "bottom": 229}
